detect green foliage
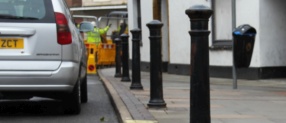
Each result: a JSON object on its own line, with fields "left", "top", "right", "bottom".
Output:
{"left": 100, "top": 117, "right": 105, "bottom": 122}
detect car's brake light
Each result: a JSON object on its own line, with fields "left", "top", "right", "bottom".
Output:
{"left": 55, "top": 12, "right": 72, "bottom": 45}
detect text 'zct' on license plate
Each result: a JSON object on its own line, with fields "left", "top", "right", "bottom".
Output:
{"left": 0, "top": 38, "right": 24, "bottom": 49}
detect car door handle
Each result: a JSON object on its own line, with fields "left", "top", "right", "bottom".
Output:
{"left": 0, "top": 27, "right": 36, "bottom": 36}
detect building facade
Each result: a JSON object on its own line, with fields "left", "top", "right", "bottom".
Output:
{"left": 128, "top": 0, "right": 286, "bottom": 80}
{"left": 65, "top": 0, "right": 82, "bottom": 7}
{"left": 65, "top": 0, "right": 128, "bottom": 38}
{"left": 68, "top": 0, "right": 127, "bottom": 17}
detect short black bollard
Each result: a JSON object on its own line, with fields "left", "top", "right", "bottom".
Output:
{"left": 146, "top": 20, "right": 166, "bottom": 108}
{"left": 185, "top": 5, "right": 213, "bottom": 123}
{"left": 120, "top": 34, "right": 131, "bottom": 82}
{"left": 130, "top": 29, "right": 143, "bottom": 90}
{"left": 114, "top": 38, "right": 122, "bottom": 78}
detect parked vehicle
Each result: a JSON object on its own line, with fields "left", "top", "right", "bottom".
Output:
{"left": 0, "top": 0, "right": 87, "bottom": 114}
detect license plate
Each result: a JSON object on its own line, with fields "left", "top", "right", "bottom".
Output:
{"left": 0, "top": 38, "right": 24, "bottom": 49}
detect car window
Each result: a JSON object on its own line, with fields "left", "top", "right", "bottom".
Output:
{"left": 79, "top": 22, "right": 94, "bottom": 32}
{"left": 0, "top": 0, "right": 55, "bottom": 23}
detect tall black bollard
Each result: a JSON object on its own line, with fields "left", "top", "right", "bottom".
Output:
{"left": 185, "top": 5, "right": 213, "bottom": 123}
{"left": 121, "top": 34, "right": 131, "bottom": 82}
{"left": 146, "top": 20, "right": 166, "bottom": 108}
{"left": 114, "top": 38, "right": 122, "bottom": 78}
{"left": 130, "top": 29, "right": 143, "bottom": 90}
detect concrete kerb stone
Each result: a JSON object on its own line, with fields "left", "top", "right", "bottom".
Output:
{"left": 98, "top": 70, "right": 132, "bottom": 123}
{"left": 98, "top": 69, "right": 159, "bottom": 123}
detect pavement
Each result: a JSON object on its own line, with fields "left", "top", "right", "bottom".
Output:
{"left": 98, "top": 68, "right": 286, "bottom": 123}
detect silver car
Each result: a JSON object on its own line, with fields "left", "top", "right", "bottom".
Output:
{"left": 0, "top": 0, "right": 87, "bottom": 114}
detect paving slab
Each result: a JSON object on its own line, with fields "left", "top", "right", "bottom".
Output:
{"left": 98, "top": 68, "right": 286, "bottom": 123}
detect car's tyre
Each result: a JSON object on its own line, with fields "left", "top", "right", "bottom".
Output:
{"left": 63, "top": 81, "right": 81, "bottom": 115}
{"left": 81, "top": 74, "right": 88, "bottom": 103}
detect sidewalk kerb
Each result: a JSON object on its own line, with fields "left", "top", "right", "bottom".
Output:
{"left": 98, "top": 70, "right": 132, "bottom": 123}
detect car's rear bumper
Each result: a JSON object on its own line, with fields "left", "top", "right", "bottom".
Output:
{"left": 0, "top": 62, "right": 79, "bottom": 92}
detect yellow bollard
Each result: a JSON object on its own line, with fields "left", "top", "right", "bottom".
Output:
{"left": 86, "top": 43, "right": 97, "bottom": 74}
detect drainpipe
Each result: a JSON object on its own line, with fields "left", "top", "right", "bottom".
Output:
{"left": 153, "top": 0, "right": 161, "bottom": 20}
{"left": 137, "top": 0, "right": 141, "bottom": 30}
{"left": 137, "top": 0, "right": 142, "bottom": 45}
{"left": 232, "top": 0, "right": 237, "bottom": 89}
{"left": 211, "top": 0, "right": 215, "bottom": 46}
{"left": 232, "top": 0, "right": 236, "bottom": 31}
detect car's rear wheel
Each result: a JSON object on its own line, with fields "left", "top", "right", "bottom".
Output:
{"left": 63, "top": 81, "right": 81, "bottom": 115}
{"left": 81, "top": 74, "right": 88, "bottom": 103}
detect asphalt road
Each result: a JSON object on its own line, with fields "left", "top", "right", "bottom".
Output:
{"left": 0, "top": 75, "right": 119, "bottom": 123}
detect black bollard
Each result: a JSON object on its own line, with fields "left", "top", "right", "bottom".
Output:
{"left": 120, "top": 34, "right": 131, "bottom": 82}
{"left": 130, "top": 29, "right": 143, "bottom": 90}
{"left": 185, "top": 5, "right": 213, "bottom": 123}
{"left": 146, "top": 20, "right": 166, "bottom": 108}
{"left": 114, "top": 38, "right": 122, "bottom": 78}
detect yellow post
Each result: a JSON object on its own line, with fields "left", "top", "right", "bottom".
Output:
{"left": 87, "top": 43, "right": 97, "bottom": 74}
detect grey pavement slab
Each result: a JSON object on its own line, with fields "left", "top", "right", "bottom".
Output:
{"left": 99, "top": 68, "right": 286, "bottom": 123}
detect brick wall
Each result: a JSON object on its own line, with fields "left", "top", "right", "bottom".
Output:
{"left": 65, "top": 0, "right": 72, "bottom": 7}
{"left": 65, "top": 0, "right": 82, "bottom": 7}
{"left": 73, "top": 0, "right": 82, "bottom": 7}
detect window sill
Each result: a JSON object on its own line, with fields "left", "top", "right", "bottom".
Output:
{"left": 209, "top": 40, "right": 233, "bottom": 51}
